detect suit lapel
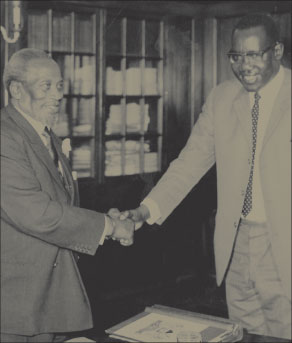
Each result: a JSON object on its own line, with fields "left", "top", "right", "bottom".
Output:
{"left": 262, "top": 71, "right": 291, "bottom": 149}
{"left": 233, "top": 88, "right": 252, "bottom": 151}
{"left": 7, "top": 104, "right": 67, "bottom": 191}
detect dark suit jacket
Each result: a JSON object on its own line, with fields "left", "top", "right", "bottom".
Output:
{"left": 1, "top": 104, "right": 105, "bottom": 335}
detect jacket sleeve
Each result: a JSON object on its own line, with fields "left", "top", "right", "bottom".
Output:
{"left": 1, "top": 130, "right": 105, "bottom": 256}
{"left": 147, "top": 86, "right": 217, "bottom": 224}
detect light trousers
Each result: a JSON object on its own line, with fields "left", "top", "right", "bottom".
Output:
{"left": 225, "top": 219, "right": 291, "bottom": 340}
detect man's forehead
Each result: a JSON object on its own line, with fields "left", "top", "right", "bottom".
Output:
{"left": 232, "top": 26, "right": 268, "bottom": 49}
{"left": 26, "top": 58, "right": 62, "bottom": 80}
{"left": 27, "top": 58, "right": 59, "bottom": 71}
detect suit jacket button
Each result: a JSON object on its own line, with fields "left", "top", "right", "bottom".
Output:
{"left": 53, "top": 262, "right": 57, "bottom": 268}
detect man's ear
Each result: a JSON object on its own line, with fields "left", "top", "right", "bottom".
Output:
{"left": 274, "top": 42, "right": 284, "bottom": 60}
{"left": 9, "top": 81, "right": 23, "bottom": 100}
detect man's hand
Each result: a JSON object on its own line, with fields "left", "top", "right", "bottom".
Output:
{"left": 107, "top": 209, "right": 135, "bottom": 246}
{"left": 108, "top": 205, "right": 150, "bottom": 231}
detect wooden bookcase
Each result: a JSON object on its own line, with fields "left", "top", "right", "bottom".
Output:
{"left": 26, "top": 5, "right": 165, "bottom": 183}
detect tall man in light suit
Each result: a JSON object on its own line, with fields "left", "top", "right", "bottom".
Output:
{"left": 113, "top": 14, "right": 291, "bottom": 339}
{"left": 0, "top": 48, "right": 134, "bottom": 342}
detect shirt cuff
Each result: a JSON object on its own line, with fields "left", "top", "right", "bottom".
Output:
{"left": 99, "top": 215, "right": 112, "bottom": 245}
{"left": 141, "top": 197, "right": 161, "bottom": 225}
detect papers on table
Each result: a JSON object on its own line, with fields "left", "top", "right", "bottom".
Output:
{"left": 106, "top": 305, "right": 243, "bottom": 342}
{"left": 65, "top": 337, "right": 95, "bottom": 342}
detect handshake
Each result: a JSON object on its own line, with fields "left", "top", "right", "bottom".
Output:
{"left": 105, "top": 205, "right": 151, "bottom": 247}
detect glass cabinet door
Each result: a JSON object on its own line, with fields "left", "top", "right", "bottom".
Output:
{"left": 28, "top": 8, "right": 97, "bottom": 178}
{"left": 27, "top": 5, "right": 165, "bottom": 181}
{"left": 104, "top": 14, "right": 164, "bottom": 177}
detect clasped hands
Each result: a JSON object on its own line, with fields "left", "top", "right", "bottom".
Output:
{"left": 106, "top": 205, "right": 150, "bottom": 247}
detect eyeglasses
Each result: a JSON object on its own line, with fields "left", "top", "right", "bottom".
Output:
{"left": 227, "top": 44, "right": 276, "bottom": 64}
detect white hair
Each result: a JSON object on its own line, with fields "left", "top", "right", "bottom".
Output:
{"left": 3, "top": 48, "right": 50, "bottom": 93}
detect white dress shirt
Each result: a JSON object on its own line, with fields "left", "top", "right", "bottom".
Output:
{"left": 142, "top": 66, "right": 285, "bottom": 225}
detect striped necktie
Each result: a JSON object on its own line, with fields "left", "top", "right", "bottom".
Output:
{"left": 242, "top": 92, "right": 261, "bottom": 217}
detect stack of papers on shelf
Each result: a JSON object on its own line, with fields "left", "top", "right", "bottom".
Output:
{"left": 106, "top": 305, "right": 243, "bottom": 342}
{"left": 105, "top": 153, "right": 139, "bottom": 176}
{"left": 105, "top": 104, "right": 123, "bottom": 134}
{"left": 73, "top": 124, "right": 93, "bottom": 136}
{"left": 72, "top": 145, "right": 91, "bottom": 177}
{"left": 144, "top": 152, "right": 158, "bottom": 173}
{"left": 105, "top": 140, "right": 151, "bottom": 176}
{"left": 126, "top": 103, "right": 150, "bottom": 132}
{"left": 106, "top": 103, "right": 150, "bottom": 135}
{"left": 71, "top": 98, "right": 94, "bottom": 129}
{"left": 144, "top": 68, "right": 158, "bottom": 95}
{"left": 78, "top": 98, "right": 94, "bottom": 125}
{"left": 105, "top": 140, "right": 150, "bottom": 153}
{"left": 74, "top": 56, "right": 95, "bottom": 95}
{"left": 126, "top": 68, "right": 141, "bottom": 95}
{"left": 106, "top": 67, "right": 159, "bottom": 96}
{"left": 106, "top": 67, "right": 123, "bottom": 95}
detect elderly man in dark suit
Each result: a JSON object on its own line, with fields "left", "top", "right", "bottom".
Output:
{"left": 0, "top": 48, "right": 134, "bottom": 342}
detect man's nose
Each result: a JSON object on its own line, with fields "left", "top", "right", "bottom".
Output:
{"left": 241, "top": 55, "right": 253, "bottom": 69}
{"left": 51, "top": 86, "right": 63, "bottom": 100}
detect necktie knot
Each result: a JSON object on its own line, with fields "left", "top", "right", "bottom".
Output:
{"left": 42, "top": 126, "right": 52, "bottom": 143}
{"left": 44, "top": 126, "right": 51, "bottom": 135}
{"left": 254, "top": 92, "right": 261, "bottom": 102}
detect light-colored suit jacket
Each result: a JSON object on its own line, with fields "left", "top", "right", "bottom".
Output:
{"left": 147, "top": 68, "right": 291, "bottom": 299}
{"left": 1, "top": 104, "right": 105, "bottom": 335}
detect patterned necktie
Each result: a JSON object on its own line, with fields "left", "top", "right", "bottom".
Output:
{"left": 242, "top": 92, "right": 261, "bottom": 217}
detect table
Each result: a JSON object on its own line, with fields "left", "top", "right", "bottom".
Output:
{"left": 90, "top": 330, "right": 291, "bottom": 342}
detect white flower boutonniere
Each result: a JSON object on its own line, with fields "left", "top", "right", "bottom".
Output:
{"left": 61, "top": 138, "right": 71, "bottom": 158}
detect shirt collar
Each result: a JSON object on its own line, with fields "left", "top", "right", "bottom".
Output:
{"left": 13, "top": 104, "right": 47, "bottom": 137}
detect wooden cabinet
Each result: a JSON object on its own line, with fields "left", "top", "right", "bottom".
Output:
{"left": 26, "top": 4, "right": 166, "bottom": 184}
{"left": 15, "top": 1, "right": 292, "bottom": 186}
